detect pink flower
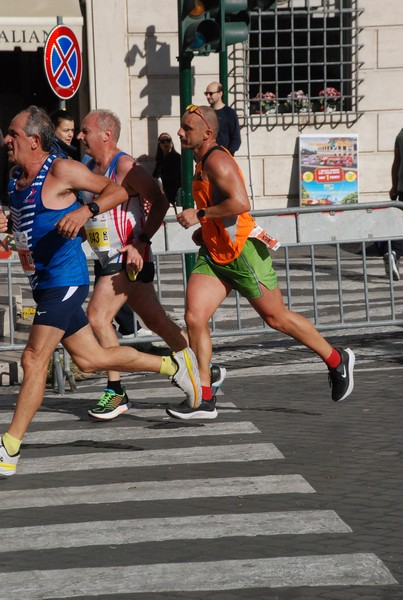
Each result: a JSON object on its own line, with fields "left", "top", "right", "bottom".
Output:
{"left": 286, "top": 90, "right": 310, "bottom": 110}
{"left": 250, "top": 91, "right": 277, "bottom": 113}
{"left": 319, "top": 87, "right": 341, "bottom": 104}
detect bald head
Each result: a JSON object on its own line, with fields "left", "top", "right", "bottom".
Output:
{"left": 204, "top": 81, "right": 224, "bottom": 109}
{"left": 187, "top": 105, "right": 219, "bottom": 137}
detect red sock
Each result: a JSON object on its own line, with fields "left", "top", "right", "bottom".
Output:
{"left": 202, "top": 386, "right": 212, "bottom": 401}
{"left": 324, "top": 348, "right": 341, "bottom": 368}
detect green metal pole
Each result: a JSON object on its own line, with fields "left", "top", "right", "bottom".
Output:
{"left": 219, "top": 48, "right": 229, "bottom": 104}
{"left": 178, "top": 53, "right": 193, "bottom": 210}
{"left": 178, "top": 50, "right": 196, "bottom": 277}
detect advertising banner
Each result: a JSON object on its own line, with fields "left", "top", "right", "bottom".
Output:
{"left": 299, "top": 134, "right": 358, "bottom": 206}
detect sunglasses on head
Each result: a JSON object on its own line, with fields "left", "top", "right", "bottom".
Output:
{"left": 186, "top": 104, "right": 210, "bottom": 129}
{"left": 159, "top": 138, "right": 172, "bottom": 143}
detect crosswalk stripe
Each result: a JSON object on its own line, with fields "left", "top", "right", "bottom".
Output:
{"left": 14, "top": 442, "right": 283, "bottom": 475}
{"left": 0, "top": 554, "right": 397, "bottom": 597}
{"left": 0, "top": 402, "right": 239, "bottom": 424}
{"left": 0, "top": 511, "right": 351, "bottom": 551}
{"left": 0, "top": 474, "right": 314, "bottom": 509}
{"left": 21, "top": 421, "right": 260, "bottom": 443}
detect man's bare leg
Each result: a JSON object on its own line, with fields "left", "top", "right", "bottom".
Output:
{"left": 185, "top": 273, "right": 230, "bottom": 387}
{"left": 1, "top": 322, "right": 200, "bottom": 476}
{"left": 128, "top": 281, "right": 187, "bottom": 351}
{"left": 249, "top": 285, "right": 333, "bottom": 359}
{"left": 166, "top": 273, "right": 229, "bottom": 421}
{"left": 7, "top": 324, "right": 66, "bottom": 440}
{"left": 87, "top": 272, "right": 188, "bottom": 419}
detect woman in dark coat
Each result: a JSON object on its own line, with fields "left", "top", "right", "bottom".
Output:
{"left": 152, "top": 133, "right": 181, "bottom": 207}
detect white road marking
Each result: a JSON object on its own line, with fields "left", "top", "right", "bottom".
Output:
{"left": 0, "top": 474, "right": 314, "bottom": 509}
{"left": 12, "top": 442, "right": 283, "bottom": 475}
{"left": 21, "top": 421, "right": 260, "bottom": 444}
{"left": 0, "top": 554, "right": 397, "bottom": 598}
{"left": 0, "top": 511, "right": 351, "bottom": 551}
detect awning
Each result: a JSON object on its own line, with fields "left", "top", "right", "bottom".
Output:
{"left": 0, "top": 0, "right": 83, "bottom": 51}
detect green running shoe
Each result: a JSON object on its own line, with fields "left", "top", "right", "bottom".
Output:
{"left": 88, "top": 388, "right": 130, "bottom": 420}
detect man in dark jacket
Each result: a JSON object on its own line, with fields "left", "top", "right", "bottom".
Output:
{"left": 204, "top": 81, "right": 241, "bottom": 155}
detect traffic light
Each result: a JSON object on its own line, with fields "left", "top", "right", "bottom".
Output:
{"left": 221, "top": 0, "right": 250, "bottom": 48}
{"left": 179, "top": 0, "right": 221, "bottom": 56}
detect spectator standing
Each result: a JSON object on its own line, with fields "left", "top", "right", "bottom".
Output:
{"left": 50, "top": 108, "right": 80, "bottom": 160}
{"left": 204, "top": 81, "right": 241, "bottom": 155}
{"left": 378, "top": 128, "right": 403, "bottom": 281}
{"left": 152, "top": 133, "right": 182, "bottom": 208}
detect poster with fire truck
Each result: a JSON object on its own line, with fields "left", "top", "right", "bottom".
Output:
{"left": 299, "top": 133, "right": 358, "bottom": 206}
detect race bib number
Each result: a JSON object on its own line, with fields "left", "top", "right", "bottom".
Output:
{"left": 14, "top": 231, "right": 36, "bottom": 274}
{"left": 249, "top": 225, "right": 281, "bottom": 252}
{"left": 84, "top": 214, "right": 111, "bottom": 251}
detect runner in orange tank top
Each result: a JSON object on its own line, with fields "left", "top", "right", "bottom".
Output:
{"left": 166, "top": 104, "right": 355, "bottom": 420}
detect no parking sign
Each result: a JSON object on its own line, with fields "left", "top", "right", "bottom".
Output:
{"left": 44, "top": 25, "right": 82, "bottom": 100}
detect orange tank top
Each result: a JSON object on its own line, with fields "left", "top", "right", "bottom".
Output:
{"left": 192, "top": 146, "right": 255, "bottom": 265}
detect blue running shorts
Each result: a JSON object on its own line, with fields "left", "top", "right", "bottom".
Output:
{"left": 32, "top": 285, "right": 89, "bottom": 339}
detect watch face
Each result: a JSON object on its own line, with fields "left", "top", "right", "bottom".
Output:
{"left": 89, "top": 202, "right": 99, "bottom": 215}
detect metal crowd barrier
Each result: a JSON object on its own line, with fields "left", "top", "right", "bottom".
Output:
{"left": 1, "top": 202, "right": 403, "bottom": 388}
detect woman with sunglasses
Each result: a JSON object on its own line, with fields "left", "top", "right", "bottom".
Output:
{"left": 152, "top": 133, "right": 182, "bottom": 207}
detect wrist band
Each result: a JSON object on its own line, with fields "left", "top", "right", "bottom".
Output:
{"left": 139, "top": 233, "right": 152, "bottom": 245}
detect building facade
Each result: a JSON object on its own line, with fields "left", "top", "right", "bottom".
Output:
{"left": 1, "top": 0, "right": 402, "bottom": 210}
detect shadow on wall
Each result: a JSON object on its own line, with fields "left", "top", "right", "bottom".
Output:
{"left": 125, "top": 25, "right": 193, "bottom": 119}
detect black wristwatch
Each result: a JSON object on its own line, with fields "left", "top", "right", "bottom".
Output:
{"left": 87, "top": 202, "right": 100, "bottom": 216}
{"left": 139, "top": 232, "right": 152, "bottom": 245}
{"left": 197, "top": 209, "right": 206, "bottom": 220}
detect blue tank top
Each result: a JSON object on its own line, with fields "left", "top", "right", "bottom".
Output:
{"left": 8, "top": 155, "right": 90, "bottom": 290}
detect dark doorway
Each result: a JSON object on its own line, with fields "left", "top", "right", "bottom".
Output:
{"left": 0, "top": 47, "right": 82, "bottom": 202}
{"left": 0, "top": 48, "right": 81, "bottom": 134}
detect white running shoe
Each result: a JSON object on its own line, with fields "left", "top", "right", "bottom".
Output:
{"left": 383, "top": 251, "right": 400, "bottom": 281}
{"left": 171, "top": 348, "right": 202, "bottom": 408}
{"left": 0, "top": 438, "right": 19, "bottom": 477}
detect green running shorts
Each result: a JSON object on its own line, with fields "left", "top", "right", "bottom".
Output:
{"left": 192, "top": 238, "right": 278, "bottom": 299}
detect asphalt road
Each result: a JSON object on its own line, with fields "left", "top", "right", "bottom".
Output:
{"left": 0, "top": 327, "right": 402, "bottom": 599}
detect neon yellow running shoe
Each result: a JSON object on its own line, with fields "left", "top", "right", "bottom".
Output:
{"left": 0, "top": 437, "right": 19, "bottom": 477}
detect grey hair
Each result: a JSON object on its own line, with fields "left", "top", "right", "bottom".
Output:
{"left": 88, "top": 109, "right": 121, "bottom": 142}
{"left": 20, "top": 105, "right": 54, "bottom": 152}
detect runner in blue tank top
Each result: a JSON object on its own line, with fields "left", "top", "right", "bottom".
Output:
{"left": 9, "top": 153, "right": 89, "bottom": 291}
{"left": 0, "top": 106, "right": 201, "bottom": 477}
